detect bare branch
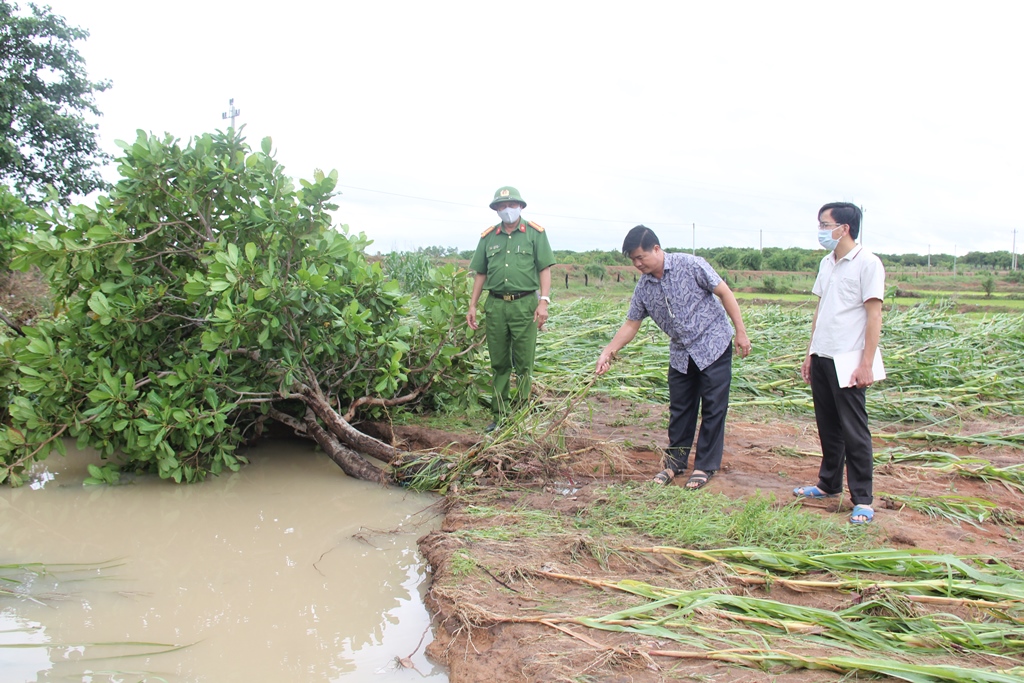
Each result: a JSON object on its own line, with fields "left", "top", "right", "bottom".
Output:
{"left": 0, "top": 309, "right": 25, "bottom": 336}
{"left": 267, "top": 406, "right": 306, "bottom": 433}
{"left": 451, "top": 337, "right": 486, "bottom": 358}
{"left": 75, "top": 223, "right": 166, "bottom": 250}
{"left": 134, "top": 248, "right": 200, "bottom": 264}
{"left": 5, "top": 409, "right": 99, "bottom": 472}
{"left": 133, "top": 370, "right": 175, "bottom": 389}
{"left": 225, "top": 348, "right": 261, "bottom": 361}
{"left": 155, "top": 258, "right": 177, "bottom": 279}
{"left": 197, "top": 195, "right": 214, "bottom": 240}
{"left": 133, "top": 312, "right": 209, "bottom": 325}
{"left": 342, "top": 385, "right": 429, "bottom": 423}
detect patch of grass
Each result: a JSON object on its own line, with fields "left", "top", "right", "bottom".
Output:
{"left": 455, "top": 485, "right": 868, "bottom": 553}
{"left": 583, "top": 484, "right": 868, "bottom": 552}
{"left": 620, "top": 438, "right": 659, "bottom": 451}
{"left": 390, "top": 403, "right": 491, "bottom": 432}
{"left": 458, "top": 505, "right": 572, "bottom": 541}
{"left": 769, "top": 445, "right": 816, "bottom": 458}
{"left": 448, "top": 549, "right": 477, "bottom": 577}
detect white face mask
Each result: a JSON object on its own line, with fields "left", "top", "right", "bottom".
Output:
{"left": 497, "top": 206, "right": 521, "bottom": 224}
{"left": 818, "top": 228, "right": 840, "bottom": 251}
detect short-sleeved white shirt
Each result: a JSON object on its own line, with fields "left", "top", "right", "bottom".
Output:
{"left": 809, "top": 245, "right": 885, "bottom": 358}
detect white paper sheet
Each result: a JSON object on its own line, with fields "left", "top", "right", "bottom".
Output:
{"left": 832, "top": 347, "right": 885, "bottom": 388}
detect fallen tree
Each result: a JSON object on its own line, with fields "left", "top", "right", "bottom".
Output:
{"left": 0, "top": 129, "right": 481, "bottom": 486}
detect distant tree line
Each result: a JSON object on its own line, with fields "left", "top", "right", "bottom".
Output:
{"left": 439, "top": 246, "right": 1019, "bottom": 273}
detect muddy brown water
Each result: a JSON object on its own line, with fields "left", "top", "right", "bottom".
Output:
{"left": 1, "top": 440, "right": 447, "bottom": 682}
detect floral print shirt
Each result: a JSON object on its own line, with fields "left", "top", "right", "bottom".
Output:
{"left": 626, "top": 252, "right": 733, "bottom": 373}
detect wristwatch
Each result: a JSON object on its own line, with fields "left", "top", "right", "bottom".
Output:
{"left": 539, "top": 295, "right": 551, "bottom": 303}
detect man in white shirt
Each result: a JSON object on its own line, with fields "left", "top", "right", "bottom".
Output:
{"left": 795, "top": 203, "right": 885, "bottom": 524}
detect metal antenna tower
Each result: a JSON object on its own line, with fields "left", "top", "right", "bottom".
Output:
{"left": 222, "top": 98, "right": 241, "bottom": 129}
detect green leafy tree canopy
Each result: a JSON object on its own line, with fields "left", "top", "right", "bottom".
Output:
{"left": 1, "top": 1, "right": 111, "bottom": 201}
{"left": 1, "top": 129, "right": 480, "bottom": 487}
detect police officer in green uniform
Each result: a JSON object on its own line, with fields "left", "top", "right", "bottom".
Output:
{"left": 467, "top": 187, "right": 556, "bottom": 431}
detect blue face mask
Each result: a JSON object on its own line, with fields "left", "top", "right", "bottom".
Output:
{"left": 818, "top": 228, "right": 840, "bottom": 251}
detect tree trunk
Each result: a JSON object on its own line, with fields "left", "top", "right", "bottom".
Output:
{"left": 302, "top": 412, "right": 389, "bottom": 484}
{"left": 303, "top": 391, "right": 403, "bottom": 465}
{"left": 268, "top": 406, "right": 389, "bottom": 483}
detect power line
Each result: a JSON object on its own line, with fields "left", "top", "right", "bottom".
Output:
{"left": 330, "top": 181, "right": 1020, "bottom": 253}
{"left": 605, "top": 170, "right": 812, "bottom": 206}
{"left": 696, "top": 222, "right": 807, "bottom": 236}
{"left": 333, "top": 182, "right": 843, "bottom": 242}
{"left": 337, "top": 183, "right": 651, "bottom": 224}
{"left": 337, "top": 184, "right": 478, "bottom": 208}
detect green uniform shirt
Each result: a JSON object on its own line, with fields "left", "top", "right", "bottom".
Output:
{"left": 469, "top": 218, "right": 556, "bottom": 293}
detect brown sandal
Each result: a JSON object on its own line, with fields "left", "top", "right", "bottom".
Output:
{"left": 652, "top": 468, "right": 675, "bottom": 485}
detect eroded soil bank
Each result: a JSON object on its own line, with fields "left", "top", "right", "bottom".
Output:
{"left": 401, "top": 402, "right": 1024, "bottom": 682}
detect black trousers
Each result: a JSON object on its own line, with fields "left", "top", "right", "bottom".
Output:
{"left": 810, "top": 354, "right": 874, "bottom": 505}
{"left": 665, "top": 345, "right": 732, "bottom": 474}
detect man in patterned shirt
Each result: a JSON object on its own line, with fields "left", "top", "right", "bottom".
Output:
{"left": 595, "top": 226, "right": 751, "bottom": 489}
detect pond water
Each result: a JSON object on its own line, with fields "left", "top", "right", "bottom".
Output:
{"left": 0, "top": 440, "right": 447, "bottom": 682}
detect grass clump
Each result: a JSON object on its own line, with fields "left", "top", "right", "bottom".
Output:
{"left": 457, "top": 505, "right": 572, "bottom": 542}
{"left": 448, "top": 549, "right": 477, "bottom": 578}
{"left": 582, "top": 484, "right": 866, "bottom": 552}
{"left": 451, "top": 485, "right": 863, "bottom": 553}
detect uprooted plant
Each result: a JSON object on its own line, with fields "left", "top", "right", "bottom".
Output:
{"left": 0, "top": 129, "right": 483, "bottom": 486}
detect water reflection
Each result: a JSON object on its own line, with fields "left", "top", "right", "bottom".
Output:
{"left": 0, "top": 440, "right": 447, "bottom": 682}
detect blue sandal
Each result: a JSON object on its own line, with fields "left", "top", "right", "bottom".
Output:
{"left": 793, "top": 484, "right": 839, "bottom": 499}
{"left": 851, "top": 505, "right": 874, "bottom": 524}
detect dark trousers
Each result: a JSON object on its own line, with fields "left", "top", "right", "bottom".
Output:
{"left": 665, "top": 345, "right": 732, "bottom": 474}
{"left": 810, "top": 354, "right": 874, "bottom": 505}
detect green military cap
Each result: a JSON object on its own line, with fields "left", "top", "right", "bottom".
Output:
{"left": 489, "top": 186, "right": 527, "bottom": 210}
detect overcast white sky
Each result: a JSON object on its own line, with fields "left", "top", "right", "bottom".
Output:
{"left": 42, "top": 0, "right": 1024, "bottom": 257}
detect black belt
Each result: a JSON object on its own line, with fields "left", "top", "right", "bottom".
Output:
{"left": 490, "top": 290, "right": 533, "bottom": 301}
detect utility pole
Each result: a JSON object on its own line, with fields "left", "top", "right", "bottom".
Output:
{"left": 927, "top": 244, "right": 931, "bottom": 269}
{"left": 1013, "top": 228, "right": 1018, "bottom": 271}
{"left": 953, "top": 244, "right": 957, "bottom": 278}
{"left": 222, "top": 97, "right": 241, "bottom": 129}
{"left": 759, "top": 229, "right": 762, "bottom": 252}
{"left": 692, "top": 223, "right": 695, "bottom": 255}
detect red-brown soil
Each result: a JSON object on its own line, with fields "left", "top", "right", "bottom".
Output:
{"left": 393, "top": 398, "right": 1024, "bottom": 682}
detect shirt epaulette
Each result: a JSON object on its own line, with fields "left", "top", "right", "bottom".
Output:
{"left": 527, "top": 220, "right": 545, "bottom": 233}
{"left": 480, "top": 225, "right": 497, "bottom": 238}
